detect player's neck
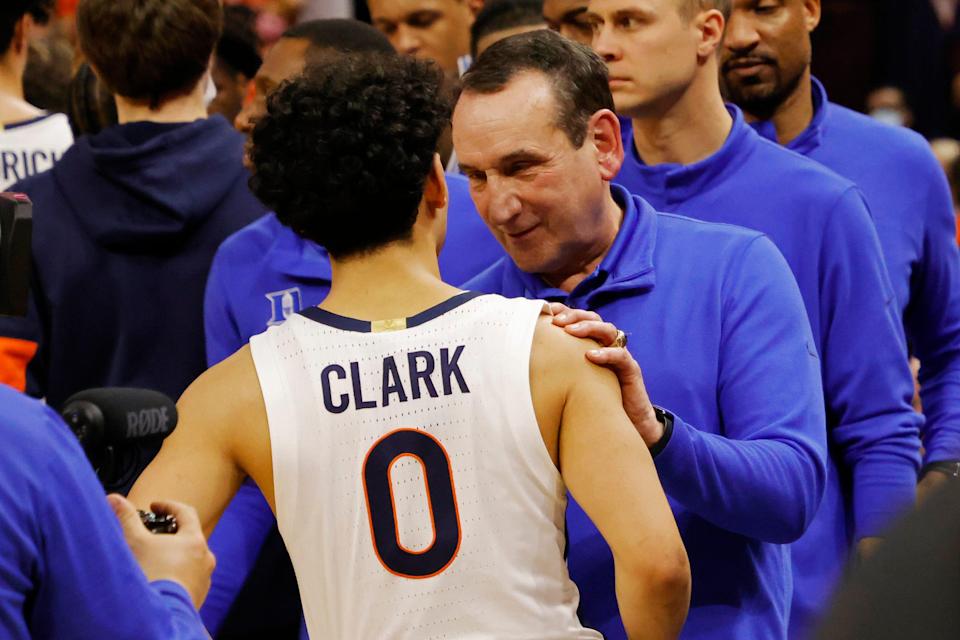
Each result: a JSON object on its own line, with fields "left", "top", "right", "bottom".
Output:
{"left": 0, "top": 59, "right": 39, "bottom": 126}
{"left": 630, "top": 74, "right": 732, "bottom": 167}
{"left": 115, "top": 80, "right": 209, "bottom": 125}
{"left": 741, "top": 67, "right": 814, "bottom": 146}
{"left": 322, "top": 238, "right": 461, "bottom": 321}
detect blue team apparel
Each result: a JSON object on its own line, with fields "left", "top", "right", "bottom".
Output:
{"left": 752, "top": 77, "right": 960, "bottom": 468}
{"left": 617, "top": 107, "right": 923, "bottom": 638}
{"left": 200, "top": 172, "right": 503, "bottom": 634}
{"left": 0, "top": 384, "right": 207, "bottom": 639}
{"left": 0, "top": 116, "right": 265, "bottom": 410}
{"left": 466, "top": 186, "right": 828, "bottom": 640}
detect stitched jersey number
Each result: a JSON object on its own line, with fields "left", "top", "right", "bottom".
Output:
{"left": 362, "top": 429, "right": 461, "bottom": 579}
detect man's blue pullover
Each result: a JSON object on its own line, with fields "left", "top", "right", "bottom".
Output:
{"left": 617, "top": 106, "right": 923, "bottom": 638}
{"left": 0, "top": 384, "right": 208, "bottom": 639}
{"left": 466, "top": 186, "right": 828, "bottom": 640}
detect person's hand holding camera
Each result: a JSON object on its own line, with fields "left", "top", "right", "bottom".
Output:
{"left": 107, "top": 494, "right": 216, "bottom": 609}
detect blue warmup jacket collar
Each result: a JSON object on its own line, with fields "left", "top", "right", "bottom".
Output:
{"left": 467, "top": 186, "right": 828, "bottom": 640}
{"left": 751, "top": 77, "right": 828, "bottom": 156}
{"left": 495, "top": 186, "right": 656, "bottom": 304}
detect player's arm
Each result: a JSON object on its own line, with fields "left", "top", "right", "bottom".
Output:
{"left": 532, "top": 320, "right": 690, "bottom": 639}
{"left": 129, "top": 345, "right": 272, "bottom": 537}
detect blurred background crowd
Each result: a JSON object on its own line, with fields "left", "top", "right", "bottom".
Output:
{"left": 24, "top": 0, "right": 960, "bottom": 238}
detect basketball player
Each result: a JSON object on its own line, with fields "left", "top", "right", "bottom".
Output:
{"left": 130, "top": 54, "right": 690, "bottom": 638}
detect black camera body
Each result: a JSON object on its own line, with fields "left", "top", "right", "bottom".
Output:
{"left": 0, "top": 192, "right": 32, "bottom": 318}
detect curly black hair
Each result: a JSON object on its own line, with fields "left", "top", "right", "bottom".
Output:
{"left": 249, "top": 54, "right": 452, "bottom": 259}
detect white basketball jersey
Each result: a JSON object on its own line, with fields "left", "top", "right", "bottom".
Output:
{"left": 249, "top": 292, "right": 601, "bottom": 640}
{"left": 0, "top": 113, "right": 73, "bottom": 190}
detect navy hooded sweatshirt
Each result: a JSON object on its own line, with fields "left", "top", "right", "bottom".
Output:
{"left": 0, "top": 116, "right": 266, "bottom": 411}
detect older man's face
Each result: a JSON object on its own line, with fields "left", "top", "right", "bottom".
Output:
{"left": 368, "top": 0, "right": 473, "bottom": 75}
{"left": 453, "top": 71, "right": 613, "bottom": 280}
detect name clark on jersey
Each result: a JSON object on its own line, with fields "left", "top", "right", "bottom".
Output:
{"left": 320, "top": 345, "right": 470, "bottom": 414}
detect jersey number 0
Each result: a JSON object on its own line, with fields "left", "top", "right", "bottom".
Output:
{"left": 362, "top": 428, "right": 462, "bottom": 579}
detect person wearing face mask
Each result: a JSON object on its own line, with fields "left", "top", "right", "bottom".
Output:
{"left": 722, "top": 3, "right": 960, "bottom": 635}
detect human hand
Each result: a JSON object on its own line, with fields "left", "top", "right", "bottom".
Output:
{"left": 107, "top": 494, "right": 216, "bottom": 609}
{"left": 856, "top": 536, "right": 883, "bottom": 564}
{"left": 918, "top": 468, "right": 950, "bottom": 503}
{"left": 548, "top": 303, "right": 663, "bottom": 447}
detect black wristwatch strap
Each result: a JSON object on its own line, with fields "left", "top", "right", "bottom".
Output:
{"left": 921, "top": 460, "right": 960, "bottom": 480}
{"left": 649, "top": 406, "right": 674, "bottom": 459}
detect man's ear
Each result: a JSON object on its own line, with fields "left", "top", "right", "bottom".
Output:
{"left": 11, "top": 14, "right": 33, "bottom": 56}
{"left": 803, "top": 0, "right": 822, "bottom": 33}
{"left": 465, "top": 0, "right": 485, "bottom": 18}
{"left": 423, "top": 153, "right": 448, "bottom": 214}
{"left": 695, "top": 9, "right": 725, "bottom": 60}
{"left": 589, "top": 109, "right": 625, "bottom": 182}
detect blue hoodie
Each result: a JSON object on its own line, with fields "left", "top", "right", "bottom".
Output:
{"left": 0, "top": 116, "right": 266, "bottom": 410}
{"left": 198, "top": 171, "right": 503, "bottom": 635}
{"left": 466, "top": 186, "right": 827, "bottom": 640}
{"left": 617, "top": 106, "right": 923, "bottom": 638}
{"left": 752, "top": 78, "right": 960, "bottom": 469}
{"left": 0, "top": 384, "right": 208, "bottom": 639}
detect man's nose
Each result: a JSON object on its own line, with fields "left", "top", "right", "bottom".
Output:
{"left": 394, "top": 24, "right": 422, "bottom": 57}
{"left": 486, "top": 177, "right": 524, "bottom": 224}
{"left": 592, "top": 24, "right": 619, "bottom": 63}
{"left": 724, "top": 12, "right": 761, "bottom": 54}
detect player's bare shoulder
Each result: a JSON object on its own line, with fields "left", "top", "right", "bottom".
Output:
{"left": 177, "top": 345, "right": 272, "bottom": 485}
{"left": 529, "top": 312, "right": 622, "bottom": 466}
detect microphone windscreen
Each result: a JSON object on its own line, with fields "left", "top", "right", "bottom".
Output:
{"left": 61, "top": 388, "right": 178, "bottom": 445}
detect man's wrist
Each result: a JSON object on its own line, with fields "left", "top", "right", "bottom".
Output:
{"left": 921, "top": 460, "right": 960, "bottom": 480}
{"left": 648, "top": 406, "right": 674, "bottom": 458}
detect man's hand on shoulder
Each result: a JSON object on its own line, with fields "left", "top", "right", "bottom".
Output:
{"left": 548, "top": 302, "right": 664, "bottom": 447}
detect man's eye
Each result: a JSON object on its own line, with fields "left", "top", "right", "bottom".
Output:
{"left": 408, "top": 12, "right": 440, "bottom": 29}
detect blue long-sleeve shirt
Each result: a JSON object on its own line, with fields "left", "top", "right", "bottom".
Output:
{"left": 0, "top": 384, "right": 207, "bottom": 639}
{"left": 617, "top": 106, "right": 923, "bottom": 638}
{"left": 200, "top": 172, "right": 504, "bottom": 635}
{"left": 466, "top": 186, "right": 827, "bottom": 640}
{"left": 751, "top": 77, "right": 960, "bottom": 466}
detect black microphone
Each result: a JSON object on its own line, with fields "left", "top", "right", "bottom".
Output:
{"left": 61, "top": 387, "right": 178, "bottom": 449}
